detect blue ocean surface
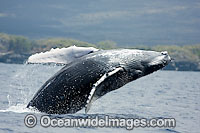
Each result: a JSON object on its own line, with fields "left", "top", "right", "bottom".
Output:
{"left": 0, "top": 63, "right": 199, "bottom": 133}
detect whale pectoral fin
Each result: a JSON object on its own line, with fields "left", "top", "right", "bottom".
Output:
{"left": 85, "top": 67, "right": 124, "bottom": 113}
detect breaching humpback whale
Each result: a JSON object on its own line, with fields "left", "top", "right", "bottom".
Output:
{"left": 27, "top": 49, "right": 171, "bottom": 114}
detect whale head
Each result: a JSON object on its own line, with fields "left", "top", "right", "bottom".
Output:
{"left": 121, "top": 49, "right": 171, "bottom": 78}
{"left": 144, "top": 51, "right": 171, "bottom": 74}
{"left": 86, "top": 49, "right": 171, "bottom": 78}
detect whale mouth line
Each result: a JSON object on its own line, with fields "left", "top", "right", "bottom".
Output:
{"left": 144, "top": 53, "right": 171, "bottom": 75}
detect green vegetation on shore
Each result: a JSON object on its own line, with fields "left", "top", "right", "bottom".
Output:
{"left": 0, "top": 32, "right": 200, "bottom": 68}
{"left": 128, "top": 45, "right": 200, "bottom": 62}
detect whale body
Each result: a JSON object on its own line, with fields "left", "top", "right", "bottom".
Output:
{"left": 27, "top": 49, "right": 171, "bottom": 114}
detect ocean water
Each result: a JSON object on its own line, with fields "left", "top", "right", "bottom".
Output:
{"left": 0, "top": 63, "right": 199, "bottom": 133}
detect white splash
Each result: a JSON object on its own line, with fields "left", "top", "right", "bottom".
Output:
{"left": 0, "top": 104, "right": 39, "bottom": 113}
{"left": 27, "top": 46, "right": 98, "bottom": 64}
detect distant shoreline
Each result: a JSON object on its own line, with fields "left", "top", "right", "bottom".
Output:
{"left": 0, "top": 52, "right": 199, "bottom": 71}
{"left": 0, "top": 33, "right": 200, "bottom": 71}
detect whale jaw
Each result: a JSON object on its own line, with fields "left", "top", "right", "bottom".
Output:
{"left": 143, "top": 51, "right": 171, "bottom": 75}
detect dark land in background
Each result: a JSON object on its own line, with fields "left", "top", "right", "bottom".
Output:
{"left": 0, "top": 33, "right": 200, "bottom": 71}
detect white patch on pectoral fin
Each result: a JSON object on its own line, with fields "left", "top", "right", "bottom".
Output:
{"left": 85, "top": 95, "right": 98, "bottom": 114}
{"left": 85, "top": 67, "right": 123, "bottom": 113}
